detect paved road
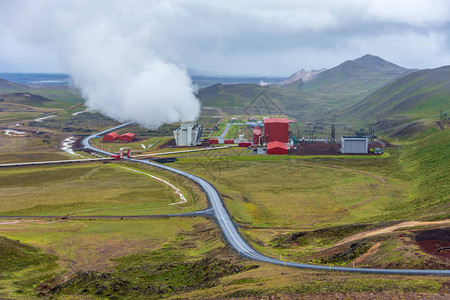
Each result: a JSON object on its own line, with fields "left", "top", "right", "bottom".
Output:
{"left": 82, "top": 125, "right": 449, "bottom": 276}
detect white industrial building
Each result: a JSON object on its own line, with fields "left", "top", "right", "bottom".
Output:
{"left": 173, "top": 121, "right": 203, "bottom": 146}
{"left": 341, "top": 136, "right": 368, "bottom": 154}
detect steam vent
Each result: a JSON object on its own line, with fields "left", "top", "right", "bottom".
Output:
{"left": 173, "top": 121, "right": 203, "bottom": 146}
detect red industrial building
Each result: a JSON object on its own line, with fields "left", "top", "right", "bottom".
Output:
{"left": 238, "top": 142, "right": 251, "bottom": 147}
{"left": 208, "top": 138, "right": 219, "bottom": 145}
{"left": 264, "top": 118, "right": 289, "bottom": 143}
{"left": 266, "top": 141, "right": 287, "bottom": 154}
{"left": 224, "top": 139, "right": 235, "bottom": 144}
{"left": 119, "top": 132, "right": 136, "bottom": 142}
{"left": 103, "top": 132, "right": 119, "bottom": 142}
{"left": 253, "top": 126, "right": 262, "bottom": 145}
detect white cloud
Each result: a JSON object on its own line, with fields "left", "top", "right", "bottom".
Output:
{"left": 1, "top": 0, "right": 450, "bottom": 78}
{"left": 0, "top": 0, "right": 200, "bottom": 129}
{"left": 364, "top": 0, "right": 450, "bottom": 26}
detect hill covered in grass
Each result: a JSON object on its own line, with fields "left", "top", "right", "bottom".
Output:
{"left": 343, "top": 66, "right": 450, "bottom": 122}
{"left": 198, "top": 55, "right": 412, "bottom": 121}
{"left": 0, "top": 92, "right": 69, "bottom": 108}
{"left": 0, "top": 235, "right": 58, "bottom": 273}
{"left": 399, "top": 128, "right": 449, "bottom": 220}
{"left": 0, "top": 78, "right": 28, "bottom": 91}
{"left": 337, "top": 66, "right": 450, "bottom": 136}
{"left": 0, "top": 76, "right": 84, "bottom": 104}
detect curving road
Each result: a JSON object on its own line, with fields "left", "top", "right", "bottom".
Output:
{"left": 82, "top": 124, "right": 450, "bottom": 276}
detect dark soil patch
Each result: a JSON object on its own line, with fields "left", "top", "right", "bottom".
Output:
{"left": 291, "top": 141, "right": 341, "bottom": 155}
{"left": 271, "top": 224, "right": 373, "bottom": 248}
{"left": 415, "top": 227, "right": 450, "bottom": 259}
{"left": 319, "top": 242, "right": 372, "bottom": 264}
{"left": 290, "top": 141, "right": 383, "bottom": 155}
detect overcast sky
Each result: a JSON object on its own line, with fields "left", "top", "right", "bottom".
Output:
{"left": 1, "top": 0, "right": 450, "bottom": 76}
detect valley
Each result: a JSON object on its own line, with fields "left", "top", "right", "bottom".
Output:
{"left": 0, "top": 55, "right": 448, "bottom": 299}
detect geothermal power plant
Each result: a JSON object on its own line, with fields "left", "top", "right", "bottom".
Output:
{"left": 100, "top": 115, "right": 375, "bottom": 159}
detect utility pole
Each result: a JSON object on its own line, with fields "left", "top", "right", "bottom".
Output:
{"left": 331, "top": 124, "right": 336, "bottom": 143}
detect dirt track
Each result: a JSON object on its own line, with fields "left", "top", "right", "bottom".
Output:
{"left": 335, "top": 220, "right": 450, "bottom": 247}
{"left": 303, "top": 161, "right": 388, "bottom": 183}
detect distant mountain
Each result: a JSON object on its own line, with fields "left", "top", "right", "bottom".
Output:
{"left": 198, "top": 55, "right": 413, "bottom": 121}
{"left": 0, "top": 77, "right": 28, "bottom": 91}
{"left": 276, "top": 69, "right": 326, "bottom": 85}
{"left": 285, "top": 54, "right": 411, "bottom": 97}
{"left": 342, "top": 66, "right": 450, "bottom": 124}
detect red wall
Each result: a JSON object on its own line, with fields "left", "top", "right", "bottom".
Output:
{"left": 264, "top": 118, "right": 289, "bottom": 143}
{"left": 238, "top": 142, "right": 251, "bottom": 147}
{"left": 209, "top": 139, "right": 219, "bottom": 144}
{"left": 266, "top": 141, "right": 287, "bottom": 154}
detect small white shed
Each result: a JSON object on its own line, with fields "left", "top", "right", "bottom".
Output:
{"left": 341, "top": 137, "right": 368, "bottom": 154}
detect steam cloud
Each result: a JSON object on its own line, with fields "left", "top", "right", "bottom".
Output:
{"left": 0, "top": 1, "right": 200, "bottom": 129}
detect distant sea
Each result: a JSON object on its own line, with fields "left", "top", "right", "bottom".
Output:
{"left": 0, "top": 73, "right": 285, "bottom": 88}
{"left": 0, "top": 73, "right": 73, "bottom": 86}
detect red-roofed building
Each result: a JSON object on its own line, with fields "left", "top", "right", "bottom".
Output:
{"left": 266, "top": 141, "right": 287, "bottom": 154}
{"left": 119, "top": 132, "right": 136, "bottom": 142}
{"left": 264, "top": 118, "right": 289, "bottom": 143}
{"left": 103, "top": 132, "right": 119, "bottom": 142}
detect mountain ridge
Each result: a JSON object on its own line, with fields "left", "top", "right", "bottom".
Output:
{"left": 341, "top": 65, "right": 450, "bottom": 124}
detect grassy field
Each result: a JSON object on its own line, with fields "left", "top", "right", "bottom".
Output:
{"left": 0, "top": 133, "right": 75, "bottom": 163}
{"left": 0, "top": 218, "right": 218, "bottom": 299}
{"left": 170, "top": 153, "right": 408, "bottom": 228}
{"left": 163, "top": 130, "right": 449, "bottom": 268}
{"left": 1, "top": 218, "right": 447, "bottom": 299}
{"left": 0, "top": 90, "right": 448, "bottom": 298}
{"left": 89, "top": 136, "right": 170, "bottom": 153}
{"left": 0, "top": 162, "right": 207, "bottom": 216}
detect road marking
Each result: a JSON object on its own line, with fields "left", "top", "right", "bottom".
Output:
{"left": 113, "top": 165, "right": 187, "bottom": 205}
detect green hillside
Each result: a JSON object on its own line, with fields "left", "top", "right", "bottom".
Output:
{"left": 342, "top": 66, "right": 450, "bottom": 122}
{"left": 337, "top": 66, "right": 450, "bottom": 137}
{"left": 0, "top": 78, "right": 27, "bottom": 91}
{"left": 0, "top": 92, "right": 70, "bottom": 108}
{"left": 198, "top": 55, "right": 412, "bottom": 121}
{"left": 0, "top": 76, "right": 84, "bottom": 104}
{"left": 396, "top": 128, "right": 449, "bottom": 220}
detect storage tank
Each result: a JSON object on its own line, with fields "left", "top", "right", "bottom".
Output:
{"left": 264, "top": 118, "right": 289, "bottom": 143}
{"left": 253, "top": 126, "right": 262, "bottom": 145}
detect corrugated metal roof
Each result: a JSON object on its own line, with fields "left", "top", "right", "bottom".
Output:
{"left": 267, "top": 141, "right": 287, "bottom": 149}
{"left": 120, "top": 132, "right": 136, "bottom": 137}
{"left": 267, "top": 141, "right": 288, "bottom": 154}
{"left": 103, "top": 132, "right": 119, "bottom": 141}
{"left": 264, "top": 118, "right": 289, "bottom": 124}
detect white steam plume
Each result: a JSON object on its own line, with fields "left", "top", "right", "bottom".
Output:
{"left": 0, "top": 1, "right": 200, "bottom": 129}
